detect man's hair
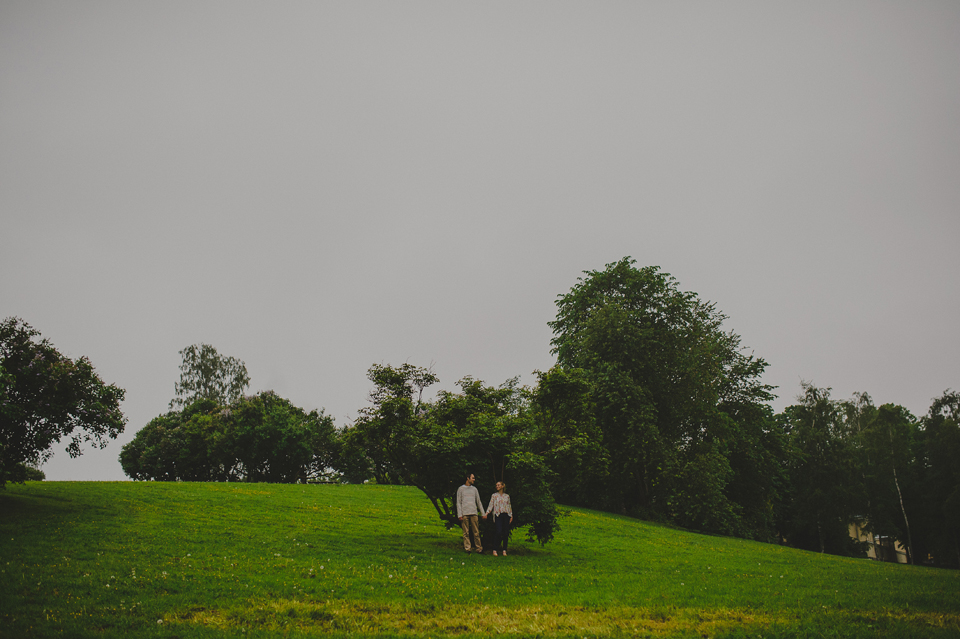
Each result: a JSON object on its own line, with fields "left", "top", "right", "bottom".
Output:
{"left": 466, "top": 472, "right": 473, "bottom": 481}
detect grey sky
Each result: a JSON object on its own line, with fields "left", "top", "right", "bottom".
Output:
{"left": 3, "top": 1, "right": 958, "bottom": 481}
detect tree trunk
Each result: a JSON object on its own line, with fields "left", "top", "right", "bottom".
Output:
{"left": 891, "top": 465, "right": 913, "bottom": 564}
{"left": 887, "top": 420, "right": 915, "bottom": 565}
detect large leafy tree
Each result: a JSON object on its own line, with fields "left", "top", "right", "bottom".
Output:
{"left": 170, "top": 343, "right": 250, "bottom": 409}
{"left": 1, "top": 317, "right": 126, "bottom": 487}
{"left": 346, "top": 364, "right": 559, "bottom": 545}
{"left": 120, "top": 392, "right": 337, "bottom": 483}
{"left": 547, "top": 258, "right": 777, "bottom": 536}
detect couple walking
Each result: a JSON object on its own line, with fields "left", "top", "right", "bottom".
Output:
{"left": 456, "top": 473, "right": 513, "bottom": 556}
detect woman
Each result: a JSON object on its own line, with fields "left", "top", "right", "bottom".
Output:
{"left": 485, "top": 480, "right": 513, "bottom": 556}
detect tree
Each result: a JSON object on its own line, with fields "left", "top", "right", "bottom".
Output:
{"left": 856, "top": 403, "right": 920, "bottom": 564}
{"left": 547, "top": 258, "right": 777, "bottom": 536}
{"left": 714, "top": 401, "right": 788, "bottom": 542}
{"left": 920, "top": 390, "right": 960, "bottom": 567}
{"left": 348, "top": 363, "right": 438, "bottom": 485}
{"left": 22, "top": 465, "right": 45, "bottom": 481}
{"left": 346, "top": 363, "right": 560, "bottom": 545}
{"left": 227, "top": 391, "right": 338, "bottom": 483}
{"left": 169, "top": 344, "right": 250, "bottom": 410}
{"left": 334, "top": 424, "right": 376, "bottom": 484}
{"left": 776, "top": 383, "right": 865, "bottom": 556}
{"left": 119, "top": 399, "right": 223, "bottom": 481}
{"left": 1, "top": 317, "right": 126, "bottom": 487}
{"left": 527, "top": 366, "right": 608, "bottom": 506}
{"left": 120, "top": 392, "right": 337, "bottom": 483}
{"left": 426, "top": 376, "right": 560, "bottom": 546}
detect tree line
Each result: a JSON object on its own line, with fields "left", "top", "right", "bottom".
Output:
{"left": 3, "top": 258, "right": 958, "bottom": 566}
{"left": 777, "top": 383, "right": 960, "bottom": 567}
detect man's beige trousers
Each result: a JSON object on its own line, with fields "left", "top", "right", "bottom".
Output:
{"left": 461, "top": 515, "right": 482, "bottom": 552}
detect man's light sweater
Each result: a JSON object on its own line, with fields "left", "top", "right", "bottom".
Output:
{"left": 456, "top": 484, "right": 484, "bottom": 517}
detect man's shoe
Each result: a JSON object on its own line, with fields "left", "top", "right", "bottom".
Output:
{"left": 492, "top": 551, "right": 498, "bottom": 556}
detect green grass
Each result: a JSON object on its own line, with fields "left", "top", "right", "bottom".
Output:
{"left": 1, "top": 482, "right": 958, "bottom": 638}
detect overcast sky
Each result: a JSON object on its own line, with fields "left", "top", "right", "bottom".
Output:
{"left": 3, "top": 1, "right": 958, "bottom": 481}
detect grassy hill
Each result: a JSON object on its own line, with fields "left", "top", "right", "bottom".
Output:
{"left": 1, "top": 482, "right": 958, "bottom": 638}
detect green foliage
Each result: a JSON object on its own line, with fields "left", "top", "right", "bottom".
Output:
{"left": 348, "top": 363, "right": 439, "bottom": 486}
{"left": 346, "top": 364, "right": 559, "bottom": 545}
{"left": 774, "top": 385, "right": 960, "bottom": 567}
{"left": 527, "top": 366, "right": 608, "bottom": 505}
{"left": 334, "top": 423, "right": 375, "bottom": 484}
{"left": 170, "top": 343, "right": 250, "bottom": 410}
{"left": 21, "top": 464, "right": 45, "bottom": 481}
{"left": 545, "top": 258, "right": 778, "bottom": 537}
{"left": 715, "top": 402, "right": 788, "bottom": 542}
{"left": 776, "top": 383, "right": 866, "bottom": 556}
{"left": 428, "top": 377, "right": 559, "bottom": 545}
{"left": 665, "top": 436, "right": 739, "bottom": 534}
{"left": 2, "top": 482, "right": 959, "bottom": 638}
{"left": 859, "top": 403, "right": 920, "bottom": 562}
{"left": 5, "top": 463, "right": 45, "bottom": 482}
{"left": 120, "top": 392, "right": 337, "bottom": 483}
{"left": 0, "top": 317, "right": 126, "bottom": 488}
{"left": 119, "top": 399, "right": 227, "bottom": 481}
{"left": 919, "top": 390, "right": 960, "bottom": 568}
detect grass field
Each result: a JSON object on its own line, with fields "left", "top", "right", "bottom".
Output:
{"left": 1, "top": 482, "right": 958, "bottom": 638}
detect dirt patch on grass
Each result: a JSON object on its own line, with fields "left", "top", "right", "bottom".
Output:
{"left": 166, "top": 600, "right": 960, "bottom": 637}
{"left": 168, "top": 600, "right": 777, "bottom": 636}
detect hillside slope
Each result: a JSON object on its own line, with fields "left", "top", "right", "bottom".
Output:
{"left": 1, "top": 482, "right": 958, "bottom": 638}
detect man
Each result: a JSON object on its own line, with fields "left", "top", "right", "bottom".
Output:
{"left": 456, "top": 472, "right": 486, "bottom": 553}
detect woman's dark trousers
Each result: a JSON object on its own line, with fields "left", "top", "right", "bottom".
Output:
{"left": 493, "top": 514, "right": 511, "bottom": 552}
